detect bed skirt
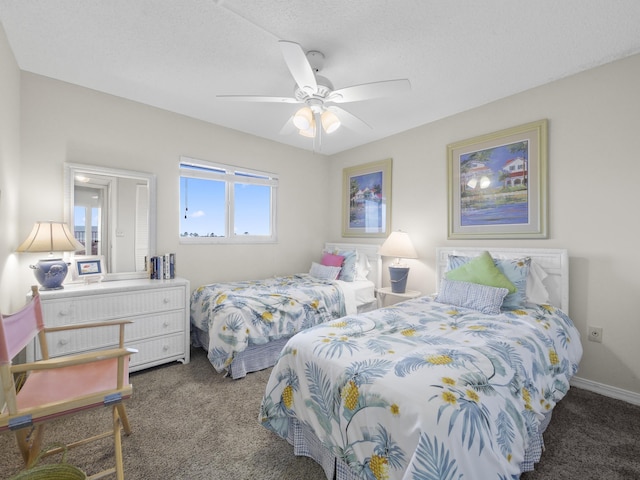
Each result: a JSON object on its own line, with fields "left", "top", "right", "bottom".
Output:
{"left": 282, "top": 412, "right": 553, "bottom": 479}
{"left": 192, "top": 327, "right": 291, "bottom": 379}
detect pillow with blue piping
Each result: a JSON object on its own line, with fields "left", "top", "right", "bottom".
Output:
{"left": 309, "top": 262, "right": 342, "bottom": 280}
{"left": 436, "top": 278, "right": 509, "bottom": 315}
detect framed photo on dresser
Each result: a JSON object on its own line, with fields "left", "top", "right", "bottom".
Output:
{"left": 71, "top": 255, "right": 105, "bottom": 283}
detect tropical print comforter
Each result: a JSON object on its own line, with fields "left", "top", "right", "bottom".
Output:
{"left": 190, "top": 274, "right": 346, "bottom": 373}
{"left": 259, "top": 296, "right": 583, "bottom": 480}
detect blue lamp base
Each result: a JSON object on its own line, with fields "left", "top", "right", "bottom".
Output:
{"left": 389, "top": 265, "right": 410, "bottom": 294}
{"left": 30, "top": 258, "right": 69, "bottom": 290}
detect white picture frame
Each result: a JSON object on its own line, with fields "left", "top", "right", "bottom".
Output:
{"left": 71, "top": 255, "right": 105, "bottom": 283}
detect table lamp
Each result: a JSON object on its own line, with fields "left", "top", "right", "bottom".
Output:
{"left": 16, "top": 221, "right": 84, "bottom": 290}
{"left": 378, "top": 230, "right": 418, "bottom": 293}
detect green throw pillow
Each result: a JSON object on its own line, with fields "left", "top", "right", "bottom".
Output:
{"left": 445, "top": 251, "right": 516, "bottom": 293}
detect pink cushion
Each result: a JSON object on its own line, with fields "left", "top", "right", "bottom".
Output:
{"left": 321, "top": 253, "right": 345, "bottom": 267}
{"left": 16, "top": 356, "right": 131, "bottom": 411}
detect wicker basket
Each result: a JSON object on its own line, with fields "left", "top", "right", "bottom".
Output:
{"left": 9, "top": 444, "right": 86, "bottom": 480}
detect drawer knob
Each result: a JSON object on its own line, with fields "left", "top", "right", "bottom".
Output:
{"left": 163, "top": 321, "right": 170, "bottom": 328}
{"left": 163, "top": 298, "right": 170, "bottom": 304}
{"left": 58, "top": 339, "right": 68, "bottom": 346}
{"left": 162, "top": 345, "right": 169, "bottom": 351}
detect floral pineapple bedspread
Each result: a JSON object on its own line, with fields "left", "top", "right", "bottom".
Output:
{"left": 190, "top": 274, "right": 346, "bottom": 373}
{"left": 259, "top": 296, "right": 583, "bottom": 479}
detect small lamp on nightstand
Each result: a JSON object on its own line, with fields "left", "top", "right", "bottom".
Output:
{"left": 16, "top": 221, "right": 84, "bottom": 290}
{"left": 378, "top": 230, "right": 418, "bottom": 294}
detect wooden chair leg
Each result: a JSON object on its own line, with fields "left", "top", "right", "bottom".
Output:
{"left": 116, "top": 403, "right": 132, "bottom": 435}
{"left": 14, "top": 424, "right": 45, "bottom": 468}
{"left": 113, "top": 407, "right": 125, "bottom": 480}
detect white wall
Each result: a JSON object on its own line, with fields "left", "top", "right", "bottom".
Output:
{"left": 330, "top": 53, "right": 640, "bottom": 396}
{"left": 0, "top": 22, "right": 21, "bottom": 312}
{"left": 16, "top": 73, "right": 329, "bottom": 300}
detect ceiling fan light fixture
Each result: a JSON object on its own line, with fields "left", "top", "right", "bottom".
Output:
{"left": 321, "top": 109, "right": 341, "bottom": 134}
{"left": 293, "top": 107, "right": 313, "bottom": 130}
{"left": 299, "top": 123, "right": 316, "bottom": 137}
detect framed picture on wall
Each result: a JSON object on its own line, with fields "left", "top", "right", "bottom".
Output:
{"left": 447, "top": 119, "right": 548, "bottom": 239}
{"left": 342, "top": 158, "right": 392, "bottom": 238}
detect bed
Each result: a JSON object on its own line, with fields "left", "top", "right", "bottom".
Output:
{"left": 190, "top": 243, "right": 381, "bottom": 379}
{"left": 259, "top": 247, "right": 583, "bottom": 479}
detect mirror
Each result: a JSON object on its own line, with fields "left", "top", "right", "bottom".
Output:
{"left": 64, "top": 163, "right": 156, "bottom": 280}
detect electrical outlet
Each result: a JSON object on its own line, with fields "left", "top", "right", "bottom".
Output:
{"left": 588, "top": 326, "right": 603, "bottom": 343}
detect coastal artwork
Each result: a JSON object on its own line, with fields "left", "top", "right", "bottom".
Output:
{"left": 459, "top": 140, "right": 529, "bottom": 226}
{"left": 447, "top": 120, "right": 547, "bottom": 239}
{"left": 342, "top": 159, "right": 391, "bottom": 238}
{"left": 348, "top": 170, "right": 384, "bottom": 230}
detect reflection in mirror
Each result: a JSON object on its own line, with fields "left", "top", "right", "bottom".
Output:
{"left": 64, "top": 163, "right": 156, "bottom": 279}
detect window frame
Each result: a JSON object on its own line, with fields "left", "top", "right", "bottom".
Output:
{"left": 179, "top": 156, "right": 278, "bottom": 244}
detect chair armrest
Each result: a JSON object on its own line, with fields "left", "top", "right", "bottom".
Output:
{"left": 11, "top": 347, "right": 138, "bottom": 374}
{"left": 44, "top": 320, "right": 133, "bottom": 333}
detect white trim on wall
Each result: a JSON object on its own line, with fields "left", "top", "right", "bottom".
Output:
{"left": 571, "top": 376, "right": 640, "bottom": 406}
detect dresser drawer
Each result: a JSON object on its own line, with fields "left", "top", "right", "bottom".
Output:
{"left": 128, "top": 333, "right": 185, "bottom": 369}
{"left": 27, "top": 278, "right": 190, "bottom": 371}
{"left": 36, "top": 310, "right": 185, "bottom": 359}
{"left": 41, "top": 287, "right": 186, "bottom": 326}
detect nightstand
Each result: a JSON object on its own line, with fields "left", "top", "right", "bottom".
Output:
{"left": 376, "top": 287, "right": 422, "bottom": 308}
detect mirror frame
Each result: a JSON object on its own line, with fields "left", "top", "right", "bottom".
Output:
{"left": 64, "top": 162, "right": 157, "bottom": 281}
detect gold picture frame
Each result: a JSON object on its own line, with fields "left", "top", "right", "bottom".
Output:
{"left": 447, "top": 119, "right": 548, "bottom": 239}
{"left": 342, "top": 159, "right": 392, "bottom": 238}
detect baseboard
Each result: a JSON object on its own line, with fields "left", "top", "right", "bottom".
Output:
{"left": 570, "top": 376, "right": 640, "bottom": 406}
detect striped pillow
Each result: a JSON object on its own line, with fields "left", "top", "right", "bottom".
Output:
{"left": 436, "top": 278, "right": 509, "bottom": 315}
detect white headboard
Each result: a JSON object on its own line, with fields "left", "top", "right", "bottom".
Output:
{"left": 325, "top": 242, "right": 382, "bottom": 289}
{"left": 436, "top": 247, "right": 569, "bottom": 313}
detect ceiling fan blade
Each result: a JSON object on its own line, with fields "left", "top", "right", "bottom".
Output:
{"left": 278, "top": 40, "right": 318, "bottom": 94}
{"left": 279, "top": 117, "right": 296, "bottom": 135}
{"left": 216, "top": 95, "right": 299, "bottom": 104}
{"left": 328, "top": 79, "right": 411, "bottom": 103}
{"left": 327, "top": 106, "right": 372, "bottom": 131}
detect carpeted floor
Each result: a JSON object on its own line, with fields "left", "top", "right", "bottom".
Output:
{"left": 2, "top": 348, "right": 639, "bottom": 480}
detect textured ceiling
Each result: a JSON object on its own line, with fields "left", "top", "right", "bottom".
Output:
{"left": 1, "top": 1, "right": 640, "bottom": 155}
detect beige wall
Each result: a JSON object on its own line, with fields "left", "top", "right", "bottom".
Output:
{"left": 330, "top": 53, "right": 640, "bottom": 396}
{"left": 2, "top": 16, "right": 638, "bottom": 398}
{"left": 16, "top": 72, "right": 328, "bottom": 298}
{"left": 0, "top": 22, "right": 21, "bottom": 312}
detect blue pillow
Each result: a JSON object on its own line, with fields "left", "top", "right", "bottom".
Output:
{"left": 495, "top": 257, "right": 530, "bottom": 308}
{"left": 436, "top": 278, "right": 509, "bottom": 315}
{"left": 448, "top": 254, "right": 531, "bottom": 309}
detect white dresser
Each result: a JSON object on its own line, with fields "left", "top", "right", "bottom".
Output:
{"left": 26, "top": 278, "right": 191, "bottom": 372}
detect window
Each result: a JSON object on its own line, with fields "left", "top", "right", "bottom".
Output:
{"left": 179, "top": 157, "right": 277, "bottom": 243}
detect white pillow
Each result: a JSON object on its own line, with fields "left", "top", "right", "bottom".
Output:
{"left": 355, "top": 252, "right": 371, "bottom": 281}
{"left": 309, "top": 262, "right": 341, "bottom": 280}
{"left": 526, "top": 260, "right": 550, "bottom": 304}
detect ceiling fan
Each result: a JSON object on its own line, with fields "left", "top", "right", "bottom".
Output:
{"left": 216, "top": 40, "right": 411, "bottom": 149}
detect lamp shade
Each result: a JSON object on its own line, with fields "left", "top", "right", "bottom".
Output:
{"left": 17, "top": 221, "right": 84, "bottom": 253}
{"left": 17, "top": 222, "right": 84, "bottom": 290}
{"left": 378, "top": 231, "right": 418, "bottom": 260}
